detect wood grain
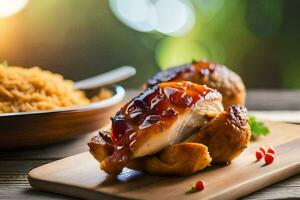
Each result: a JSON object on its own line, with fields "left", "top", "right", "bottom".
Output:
{"left": 28, "top": 121, "right": 300, "bottom": 200}
{"left": 1, "top": 89, "right": 300, "bottom": 200}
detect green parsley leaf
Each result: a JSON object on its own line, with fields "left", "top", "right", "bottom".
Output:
{"left": 248, "top": 115, "right": 269, "bottom": 136}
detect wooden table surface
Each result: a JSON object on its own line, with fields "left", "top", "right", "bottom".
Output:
{"left": 1, "top": 89, "right": 300, "bottom": 200}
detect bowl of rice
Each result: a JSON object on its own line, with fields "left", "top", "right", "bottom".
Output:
{"left": 0, "top": 65, "right": 126, "bottom": 149}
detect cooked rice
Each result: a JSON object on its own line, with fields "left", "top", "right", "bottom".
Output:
{"left": 0, "top": 66, "right": 90, "bottom": 113}
{"left": 91, "top": 88, "right": 114, "bottom": 102}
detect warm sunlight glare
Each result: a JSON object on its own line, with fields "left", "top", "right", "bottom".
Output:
{"left": 0, "top": 0, "right": 28, "bottom": 18}
{"left": 110, "top": 0, "right": 195, "bottom": 36}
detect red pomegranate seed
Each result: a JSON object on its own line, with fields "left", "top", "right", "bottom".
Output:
{"left": 256, "top": 150, "right": 264, "bottom": 161}
{"left": 267, "top": 146, "right": 275, "bottom": 154}
{"left": 259, "top": 145, "right": 266, "bottom": 155}
{"left": 264, "top": 153, "right": 274, "bottom": 165}
{"left": 195, "top": 180, "right": 205, "bottom": 191}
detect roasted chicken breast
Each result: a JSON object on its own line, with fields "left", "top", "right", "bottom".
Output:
{"left": 89, "top": 82, "right": 251, "bottom": 175}
{"left": 147, "top": 60, "right": 246, "bottom": 109}
{"left": 90, "top": 81, "right": 223, "bottom": 174}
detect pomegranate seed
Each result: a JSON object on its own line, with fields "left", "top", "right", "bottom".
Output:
{"left": 267, "top": 146, "right": 275, "bottom": 154}
{"left": 195, "top": 180, "right": 205, "bottom": 191}
{"left": 264, "top": 153, "right": 274, "bottom": 165}
{"left": 259, "top": 145, "right": 266, "bottom": 155}
{"left": 256, "top": 150, "right": 264, "bottom": 161}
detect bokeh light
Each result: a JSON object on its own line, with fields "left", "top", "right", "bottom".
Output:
{"left": 0, "top": 0, "right": 28, "bottom": 18}
{"left": 109, "top": 0, "right": 154, "bottom": 32}
{"left": 246, "top": 0, "right": 282, "bottom": 38}
{"left": 195, "top": 0, "right": 225, "bottom": 23}
{"left": 109, "top": 0, "right": 195, "bottom": 36}
{"left": 0, "top": 0, "right": 299, "bottom": 88}
{"left": 149, "top": 0, "right": 195, "bottom": 36}
{"left": 156, "top": 37, "right": 210, "bottom": 69}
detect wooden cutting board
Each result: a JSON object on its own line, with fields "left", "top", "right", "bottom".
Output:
{"left": 28, "top": 121, "right": 300, "bottom": 200}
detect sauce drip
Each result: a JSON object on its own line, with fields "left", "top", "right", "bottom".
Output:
{"left": 110, "top": 81, "right": 218, "bottom": 148}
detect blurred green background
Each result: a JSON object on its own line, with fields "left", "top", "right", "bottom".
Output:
{"left": 0, "top": 0, "right": 299, "bottom": 88}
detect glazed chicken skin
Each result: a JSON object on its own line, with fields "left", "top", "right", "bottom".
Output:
{"left": 90, "top": 81, "right": 223, "bottom": 174}
{"left": 147, "top": 60, "right": 246, "bottom": 109}
{"left": 89, "top": 81, "right": 251, "bottom": 175}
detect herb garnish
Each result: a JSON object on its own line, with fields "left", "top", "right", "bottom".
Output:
{"left": 249, "top": 115, "right": 270, "bottom": 138}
